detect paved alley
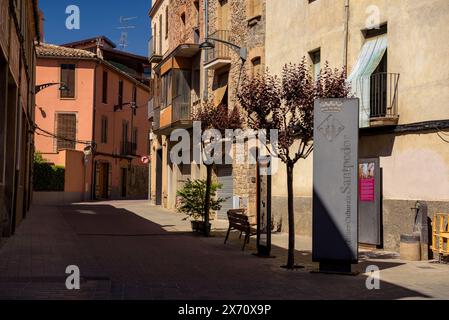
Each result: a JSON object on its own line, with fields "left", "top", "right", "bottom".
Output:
{"left": 0, "top": 200, "right": 447, "bottom": 300}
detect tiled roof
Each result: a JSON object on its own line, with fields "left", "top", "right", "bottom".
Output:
{"left": 36, "top": 43, "right": 97, "bottom": 59}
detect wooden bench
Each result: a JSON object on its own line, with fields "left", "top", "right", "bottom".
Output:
{"left": 224, "top": 209, "right": 257, "bottom": 251}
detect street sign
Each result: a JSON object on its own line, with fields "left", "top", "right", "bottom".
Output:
{"left": 141, "top": 156, "right": 150, "bottom": 164}
{"left": 257, "top": 156, "right": 272, "bottom": 257}
{"left": 359, "top": 158, "right": 381, "bottom": 246}
{"left": 313, "top": 98, "right": 359, "bottom": 274}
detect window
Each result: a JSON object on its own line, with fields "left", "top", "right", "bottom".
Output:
{"left": 153, "top": 24, "right": 157, "bottom": 54}
{"left": 165, "top": 7, "right": 169, "bottom": 39}
{"left": 218, "top": 0, "right": 229, "bottom": 30}
{"left": 348, "top": 35, "right": 388, "bottom": 127}
{"left": 144, "top": 67, "right": 151, "bottom": 80}
{"left": 247, "top": 0, "right": 262, "bottom": 18}
{"left": 122, "top": 120, "right": 129, "bottom": 143}
{"left": 101, "top": 116, "right": 108, "bottom": 144}
{"left": 159, "top": 15, "right": 163, "bottom": 55}
{"left": 121, "top": 121, "right": 129, "bottom": 155}
{"left": 60, "top": 64, "right": 76, "bottom": 98}
{"left": 102, "top": 71, "right": 108, "bottom": 104}
{"left": 251, "top": 57, "right": 262, "bottom": 78}
{"left": 118, "top": 80, "right": 123, "bottom": 108}
{"left": 56, "top": 113, "right": 77, "bottom": 151}
{"left": 161, "top": 70, "right": 173, "bottom": 109}
{"left": 181, "top": 12, "right": 186, "bottom": 25}
{"left": 132, "top": 128, "right": 138, "bottom": 153}
{"left": 309, "top": 49, "right": 321, "bottom": 80}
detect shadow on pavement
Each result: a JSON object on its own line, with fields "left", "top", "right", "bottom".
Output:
{"left": 0, "top": 203, "right": 433, "bottom": 300}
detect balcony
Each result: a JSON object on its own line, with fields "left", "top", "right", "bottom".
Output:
{"left": 172, "top": 94, "right": 191, "bottom": 124}
{"left": 120, "top": 141, "right": 137, "bottom": 156}
{"left": 204, "top": 30, "right": 232, "bottom": 70}
{"left": 156, "top": 101, "right": 192, "bottom": 135}
{"left": 369, "top": 72, "right": 400, "bottom": 127}
{"left": 148, "top": 36, "right": 163, "bottom": 64}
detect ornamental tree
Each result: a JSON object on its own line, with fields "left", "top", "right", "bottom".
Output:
{"left": 237, "top": 59, "right": 351, "bottom": 269}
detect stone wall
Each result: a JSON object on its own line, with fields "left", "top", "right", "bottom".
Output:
{"left": 206, "top": 0, "right": 266, "bottom": 217}
{"left": 169, "top": 0, "right": 205, "bottom": 51}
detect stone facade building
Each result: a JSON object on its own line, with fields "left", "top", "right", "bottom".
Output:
{"left": 0, "top": 0, "right": 40, "bottom": 240}
{"left": 149, "top": 0, "right": 266, "bottom": 220}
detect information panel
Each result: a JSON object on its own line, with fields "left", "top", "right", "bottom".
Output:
{"left": 312, "top": 98, "right": 359, "bottom": 269}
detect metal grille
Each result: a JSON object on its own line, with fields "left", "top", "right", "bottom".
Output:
{"left": 56, "top": 113, "right": 76, "bottom": 151}
{"left": 370, "top": 72, "right": 400, "bottom": 118}
{"left": 205, "top": 30, "right": 231, "bottom": 64}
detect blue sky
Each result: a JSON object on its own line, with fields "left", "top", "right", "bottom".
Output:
{"left": 39, "top": 0, "right": 152, "bottom": 57}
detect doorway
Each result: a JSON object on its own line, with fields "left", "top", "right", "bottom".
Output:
{"left": 121, "top": 168, "right": 127, "bottom": 198}
{"left": 98, "top": 162, "right": 110, "bottom": 199}
{"left": 216, "top": 165, "right": 233, "bottom": 220}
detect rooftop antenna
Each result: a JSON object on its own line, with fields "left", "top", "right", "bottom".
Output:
{"left": 117, "top": 16, "right": 137, "bottom": 50}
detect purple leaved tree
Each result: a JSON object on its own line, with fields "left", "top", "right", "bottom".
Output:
{"left": 238, "top": 59, "right": 351, "bottom": 269}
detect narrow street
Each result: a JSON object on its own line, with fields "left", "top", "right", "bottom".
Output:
{"left": 0, "top": 200, "right": 447, "bottom": 300}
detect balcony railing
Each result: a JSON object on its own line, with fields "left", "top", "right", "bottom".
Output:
{"left": 172, "top": 94, "right": 191, "bottom": 123}
{"left": 205, "top": 30, "right": 232, "bottom": 65}
{"left": 369, "top": 72, "right": 400, "bottom": 120}
{"left": 148, "top": 36, "right": 162, "bottom": 63}
{"left": 121, "top": 141, "right": 137, "bottom": 156}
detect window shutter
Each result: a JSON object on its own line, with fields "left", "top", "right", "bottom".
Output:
{"left": 56, "top": 113, "right": 77, "bottom": 151}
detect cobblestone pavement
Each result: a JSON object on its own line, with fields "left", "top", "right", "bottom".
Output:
{"left": 0, "top": 200, "right": 447, "bottom": 300}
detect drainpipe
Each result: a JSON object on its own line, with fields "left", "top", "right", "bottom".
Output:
{"left": 203, "top": 0, "right": 209, "bottom": 101}
{"left": 90, "top": 60, "right": 100, "bottom": 201}
{"left": 343, "top": 0, "right": 350, "bottom": 74}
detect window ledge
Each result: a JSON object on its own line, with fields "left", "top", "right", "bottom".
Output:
{"left": 247, "top": 15, "right": 262, "bottom": 27}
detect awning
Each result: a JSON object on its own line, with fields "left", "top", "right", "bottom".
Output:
{"left": 214, "top": 84, "right": 228, "bottom": 107}
{"left": 348, "top": 36, "right": 387, "bottom": 127}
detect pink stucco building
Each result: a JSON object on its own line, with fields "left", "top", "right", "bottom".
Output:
{"left": 35, "top": 37, "right": 151, "bottom": 201}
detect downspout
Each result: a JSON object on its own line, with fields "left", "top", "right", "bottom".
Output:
{"left": 203, "top": 0, "right": 209, "bottom": 101}
{"left": 90, "top": 59, "right": 100, "bottom": 201}
{"left": 343, "top": 0, "right": 350, "bottom": 74}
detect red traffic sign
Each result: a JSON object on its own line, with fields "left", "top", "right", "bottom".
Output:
{"left": 141, "top": 156, "right": 150, "bottom": 164}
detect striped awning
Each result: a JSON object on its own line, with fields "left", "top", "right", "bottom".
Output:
{"left": 348, "top": 36, "right": 387, "bottom": 128}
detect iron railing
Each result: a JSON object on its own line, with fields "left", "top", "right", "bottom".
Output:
{"left": 121, "top": 141, "right": 137, "bottom": 156}
{"left": 205, "top": 30, "right": 232, "bottom": 64}
{"left": 369, "top": 72, "right": 400, "bottom": 118}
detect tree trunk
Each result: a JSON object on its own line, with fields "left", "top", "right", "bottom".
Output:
{"left": 286, "top": 162, "right": 295, "bottom": 269}
{"left": 203, "top": 164, "right": 213, "bottom": 237}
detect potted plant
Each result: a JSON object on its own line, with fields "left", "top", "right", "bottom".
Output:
{"left": 177, "top": 179, "right": 226, "bottom": 234}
